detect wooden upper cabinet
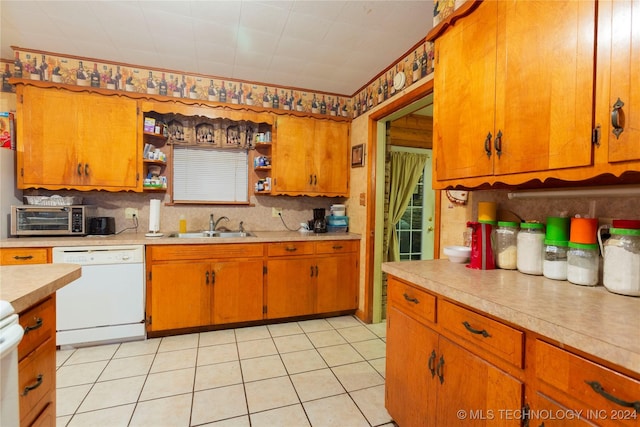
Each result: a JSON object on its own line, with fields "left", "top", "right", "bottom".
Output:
{"left": 273, "top": 115, "right": 349, "bottom": 196}
{"left": 432, "top": 1, "right": 597, "bottom": 186}
{"left": 16, "top": 84, "right": 139, "bottom": 191}
{"left": 599, "top": 0, "right": 640, "bottom": 163}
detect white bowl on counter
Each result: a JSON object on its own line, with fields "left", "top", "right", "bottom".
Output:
{"left": 443, "top": 245, "right": 471, "bottom": 263}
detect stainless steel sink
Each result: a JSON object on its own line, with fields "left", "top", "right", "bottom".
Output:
{"left": 169, "top": 231, "right": 254, "bottom": 238}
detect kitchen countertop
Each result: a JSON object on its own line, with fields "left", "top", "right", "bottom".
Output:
{"left": 0, "top": 231, "right": 361, "bottom": 248}
{"left": 382, "top": 259, "right": 640, "bottom": 375}
{"left": 0, "top": 263, "right": 81, "bottom": 313}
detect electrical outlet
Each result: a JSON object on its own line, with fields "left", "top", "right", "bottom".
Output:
{"left": 272, "top": 207, "right": 283, "bottom": 217}
{"left": 125, "top": 208, "right": 138, "bottom": 219}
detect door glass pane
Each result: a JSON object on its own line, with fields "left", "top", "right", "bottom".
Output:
{"left": 396, "top": 174, "right": 424, "bottom": 260}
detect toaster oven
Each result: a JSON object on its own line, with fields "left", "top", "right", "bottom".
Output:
{"left": 10, "top": 205, "right": 96, "bottom": 236}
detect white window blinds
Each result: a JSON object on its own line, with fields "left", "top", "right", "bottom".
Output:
{"left": 173, "top": 146, "right": 249, "bottom": 203}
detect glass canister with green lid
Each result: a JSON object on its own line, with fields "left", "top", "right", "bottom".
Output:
{"left": 567, "top": 242, "right": 599, "bottom": 286}
{"left": 601, "top": 227, "right": 640, "bottom": 296}
{"left": 543, "top": 216, "right": 570, "bottom": 281}
{"left": 517, "top": 222, "right": 545, "bottom": 275}
{"left": 494, "top": 221, "right": 519, "bottom": 269}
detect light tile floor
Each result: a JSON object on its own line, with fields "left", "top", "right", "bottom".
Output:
{"left": 56, "top": 315, "right": 394, "bottom": 427}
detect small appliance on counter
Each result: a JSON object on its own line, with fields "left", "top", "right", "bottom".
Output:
{"left": 466, "top": 221, "right": 496, "bottom": 270}
{"left": 10, "top": 205, "right": 96, "bottom": 236}
{"left": 88, "top": 216, "right": 116, "bottom": 235}
{"left": 312, "top": 208, "right": 327, "bottom": 233}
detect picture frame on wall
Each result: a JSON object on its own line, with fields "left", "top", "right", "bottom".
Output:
{"left": 351, "top": 144, "right": 364, "bottom": 167}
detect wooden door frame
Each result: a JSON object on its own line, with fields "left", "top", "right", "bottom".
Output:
{"left": 361, "top": 79, "right": 439, "bottom": 323}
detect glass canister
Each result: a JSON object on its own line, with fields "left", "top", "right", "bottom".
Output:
{"left": 601, "top": 228, "right": 640, "bottom": 296}
{"left": 567, "top": 242, "right": 599, "bottom": 286}
{"left": 542, "top": 216, "right": 570, "bottom": 281}
{"left": 517, "top": 222, "right": 545, "bottom": 275}
{"left": 494, "top": 221, "right": 519, "bottom": 269}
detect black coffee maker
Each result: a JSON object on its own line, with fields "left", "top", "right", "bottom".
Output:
{"left": 313, "top": 208, "right": 327, "bottom": 233}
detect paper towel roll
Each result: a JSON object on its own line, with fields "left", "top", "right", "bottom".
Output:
{"left": 148, "top": 199, "right": 161, "bottom": 234}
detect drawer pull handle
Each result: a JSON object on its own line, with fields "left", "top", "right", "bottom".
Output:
{"left": 77, "top": 163, "right": 82, "bottom": 176}
{"left": 285, "top": 246, "right": 298, "bottom": 252}
{"left": 436, "top": 355, "right": 445, "bottom": 384}
{"left": 403, "top": 293, "right": 419, "bottom": 304}
{"left": 586, "top": 380, "right": 640, "bottom": 413}
{"left": 462, "top": 321, "right": 491, "bottom": 338}
{"left": 611, "top": 97, "right": 625, "bottom": 139}
{"left": 428, "top": 350, "right": 436, "bottom": 378}
{"left": 310, "top": 266, "right": 314, "bottom": 277}
{"left": 22, "top": 374, "right": 43, "bottom": 396}
{"left": 13, "top": 255, "right": 33, "bottom": 260}
{"left": 332, "top": 245, "right": 343, "bottom": 250}
{"left": 24, "top": 317, "right": 43, "bottom": 334}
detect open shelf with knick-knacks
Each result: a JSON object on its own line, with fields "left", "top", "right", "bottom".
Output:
{"left": 142, "top": 115, "right": 169, "bottom": 191}
{"left": 252, "top": 127, "right": 273, "bottom": 194}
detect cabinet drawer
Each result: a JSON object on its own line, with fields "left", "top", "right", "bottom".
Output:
{"left": 439, "top": 300, "right": 524, "bottom": 368}
{"left": 268, "top": 241, "right": 315, "bottom": 257}
{"left": 316, "top": 240, "right": 358, "bottom": 254}
{"left": 536, "top": 340, "right": 640, "bottom": 426}
{"left": 18, "top": 296, "right": 55, "bottom": 361}
{"left": 388, "top": 276, "right": 436, "bottom": 325}
{"left": 0, "top": 248, "right": 49, "bottom": 265}
{"left": 19, "top": 337, "right": 55, "bottom": 426}
{"left": 150, "top": 243, "right": 265, "bottom": 261}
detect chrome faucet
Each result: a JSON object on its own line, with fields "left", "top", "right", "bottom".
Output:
{"left": 214, "top": 216, "right": 229, "bottom": 231}
{"left": 209, "top": 214, "right": 215, "bottom": 234}
{"left": 239, "top": 221, "right": 244, "bottom": 233}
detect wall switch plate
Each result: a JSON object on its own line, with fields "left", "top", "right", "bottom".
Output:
{"left": 125, "top": 208, "right": 138, "bottom": 219}
{"left": 272, "top": 207, "right": 283, "bottom": 217}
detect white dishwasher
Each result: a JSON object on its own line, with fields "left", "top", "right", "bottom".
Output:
{"left": 53, "top": 245, "right": 146, "bottom": 347}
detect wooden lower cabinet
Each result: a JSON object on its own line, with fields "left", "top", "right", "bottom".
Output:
{"left": 386, "top": 303, "right": 523, "bottom": 427}
{"left": 386, "top": 274, "right": 640, "bottom": 427}
{"left": 386, "top": 306, "right": 437, "bottom": 427}
{"left": 146, "top": 244, "right": 265, "bottom": 333}
{"left": 435, "top": 336, "right": 523, "bottom": 427}
{"left": 265, "top": 240, "right": 359, "bottom": 319}
{"left": 17, "top": 295, "right": 56, "bottom": 427}
{"left": 147, "top": 240, "right": 359, "bottom": 333}
{"left": 0, "top": 247, "right": 50, "bottom": 265}
{"left": 149, "top": 261, "right": 211, "bottom": 330}
{"left": 266, "top": 257, "right": 316, "bottom": 319}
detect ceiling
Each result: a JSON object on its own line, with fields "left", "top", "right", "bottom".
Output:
{"left": 0, "top": 1, "right": 434, "bottom": 96}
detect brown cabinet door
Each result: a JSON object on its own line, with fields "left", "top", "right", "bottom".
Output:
{"left": 311, "top": 120, "right": 349, "bottom": 196}
{"left": 605, "top": 0, "right": 640, "bottom": 163}
{"left": 18, "top": 86, "right": 82, "bottom": 187}
{"left": 17, "top": 85, "right": 138, "bottom": 191}
{"left": 433, "top": 0, "right": 497, "bottom": 181}
{"left": 436, "top": 336, "right": 523, "bottom": 427}
{"left": 494, "top": 0, "right": 595, "bottom": 175}
{"left": 272, "top": 115, "right": 314, "bottom": 194}
{"left": 149, "top": 261, "right": 210, "bottom": 331}
{"left": 265, "top": 258, "right": 315, "bottom": 319}
{"left": 315, "top": 253, "right": 358, "bottom": 313}
{"left": 386, "top": 306, "right": 438, "bottom": 427}
{"left": 211, "top": 259, "right": 264, "bottom": 324}
{"left": 75, "top": 92, "right": 139, "bottom": 189}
